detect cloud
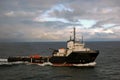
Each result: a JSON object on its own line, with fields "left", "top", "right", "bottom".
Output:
{"left": 4, "top": 11, "right": 36, "bottom": 17}
{"left": 44, "top": 4, "right": 74, "bottom": 16}
{"left": 93, "top": 28, "right": 114, "bottom": 34}
{"left": 75, "top": 27, "right": 118, "bottom": 41}
{"left": 0, "top": 0, "right": 120, "bottom": 41}
{"left": 33, "top": 4, "right": 75, "bottom": 24}
{"left": 4, "top": 11, "right": 14, "bottom": 16}
{"left": 78, "top": 19, "right": 97, "bottom": 28}
{"left": 102, "top": 24, "right": 116, "bottom": 28}
{"left": 0, "top": 25, "right": 73, "bottom": 42}
{"left": 47, "top": 4, "right": 74, "bottom": 13}
{"left": 34, "top": 17, "right": 69, "bottom": 23}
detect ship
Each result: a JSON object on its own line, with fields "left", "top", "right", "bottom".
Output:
{"left": 7, "top": 27, "right": 99, "bottom": 67}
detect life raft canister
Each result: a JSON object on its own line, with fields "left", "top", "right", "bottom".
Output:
{"left": 30, "top": 54, "right": 41, "bottom": 59}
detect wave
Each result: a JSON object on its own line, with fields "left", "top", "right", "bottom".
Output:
{"left": 0, "top": 58, "right": 8, "bottom": 62}
{"left": 0, "top": 61, "right": 28, "bottom": 66}
{"left": 37, "top": 62, "right": 53, "bottom": 66}
{"left": 0, "top": 58, "right": 96, "bottom": 67}
{"left": 73, "top": 62, "right": 96, "bottom": 67}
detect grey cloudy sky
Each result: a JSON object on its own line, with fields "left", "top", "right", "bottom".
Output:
{"left": 0, "top": 0, "right": 120, "bottom": 42}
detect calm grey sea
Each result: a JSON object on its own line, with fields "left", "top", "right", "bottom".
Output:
{"left": 0, "top": 42, "right": 120, "bottom": 80}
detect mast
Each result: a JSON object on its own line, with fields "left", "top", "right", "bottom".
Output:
{"left": 81, "top": 35, "right": 84, "bottom": 43}
{"left": 73, "top": 27, "right": 76, "bottom": 42}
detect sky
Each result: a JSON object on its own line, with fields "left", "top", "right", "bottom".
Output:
{"left": 0, "top": 0, "right": 120, "bottom": 42}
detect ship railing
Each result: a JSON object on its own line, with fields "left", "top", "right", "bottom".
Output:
{"left": 86, "top": 50, "right": 99, "bottom": 53}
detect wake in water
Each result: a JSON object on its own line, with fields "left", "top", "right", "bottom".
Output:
{"left": 37, "top": 62, "right": 53, "bottom": 66}
{"left": 0, "top": 61, "right": 29, "bottom": 66}
{"left": 73, "top": 62, "right": 96, "bottom": 67}
{"left": 0, "top": 58, "right": 29, "bottom": 66}
{"left": 0, "top": 58, "right": 96, "bottom": 67}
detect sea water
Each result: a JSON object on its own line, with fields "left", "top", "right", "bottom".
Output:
{"left": 0, "top": 41, "right": 120, "bottom": 80}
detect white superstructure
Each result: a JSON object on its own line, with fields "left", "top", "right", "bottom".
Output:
{"left": 53, "top": 27, "right": 91, "bottom": 57}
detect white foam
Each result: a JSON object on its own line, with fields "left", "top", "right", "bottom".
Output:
{"left": 37, "top": 62, "right": 53, "bottom": 66}
{"left": 12, "top": 61, "right": 28, "bottom": 64}
{"left": 0, "top": 62, "right": 12, "bottom": 65}
{"left": 0, "top": 59, "right": 8, "bottom": 62}
{"left": 73, "top": 62, "right": 96, "bottom": 67}
{"left": 0, "top": 60, "right": 96, "bottom": 67}
{"left": 0, "top": 61, "right": 28, "bottom": 65}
